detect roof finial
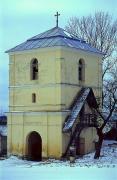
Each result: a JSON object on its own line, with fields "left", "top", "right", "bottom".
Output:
{"left": 54, "top": 12, "right": 60, "bottom": 27}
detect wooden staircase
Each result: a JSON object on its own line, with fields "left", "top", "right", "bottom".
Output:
{"left": 63, "top": 123, "right": 83, "bottom": 157}
{"left": 63, "top": 87, "right": 91, "bottom": 132}
{"left": 62, "top": 87, "right": 98, "bottom": 157}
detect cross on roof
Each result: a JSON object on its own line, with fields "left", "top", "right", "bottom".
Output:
{"left": 54, "top": 12, "right": 60, "bottom": 27}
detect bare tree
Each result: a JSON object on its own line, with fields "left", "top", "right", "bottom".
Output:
{"left": 94, "top": 60, "right": 117, "bottom": 158}
{"left": 66, "top": 12, "right": 117, "bottom": 78}
{"left": 66, "top": 12, "right": 117, "bottom": 158}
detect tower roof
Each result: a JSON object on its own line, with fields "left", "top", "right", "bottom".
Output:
{"left": 6, "top": 26, "right": 103, "bottom": 55}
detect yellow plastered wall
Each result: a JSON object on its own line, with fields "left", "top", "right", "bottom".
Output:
{"left": 7, "top": 112, "right": 63, "bottom": 158}
{"left": 60, "top": 48, "right": 102, "bottom": 108}
{"left": 9, "top": 48, "right": 62, "bottom": 112}
{"left": 8, "top": 47, "right": 65, "bottom": 158}
{"left": 9, "top": 47, "right": 102, "bottom": 112}
{"left": 8, "top": 46, "right": 103, "bottom": 158}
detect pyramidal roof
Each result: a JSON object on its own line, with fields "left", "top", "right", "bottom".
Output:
{"left": 6, "top": 26, "right": 103, "bottom": 55}
{"left": 27, "top": 26, "right": 78, "bottom": 40}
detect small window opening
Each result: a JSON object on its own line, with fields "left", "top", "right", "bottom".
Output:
{"left": 78, "top": 59, "right": 85, "bottom": 81}
{"left": 32, "top": 93, "right": 36, "bottom": 103}
{"left": 31, "top": 59, "right": 38, "bottom": 80}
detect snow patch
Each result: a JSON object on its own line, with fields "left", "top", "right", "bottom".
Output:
{"left": 0, "top": 141, "right": 117, "bottom": 180}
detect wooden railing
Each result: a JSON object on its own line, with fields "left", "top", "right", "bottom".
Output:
{"left": 80, "top": 113, "right": 98, "bottom": 127}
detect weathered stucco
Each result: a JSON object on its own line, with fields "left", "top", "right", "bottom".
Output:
{"left": 7, "top": 46, "right": 102, "bottom": 158}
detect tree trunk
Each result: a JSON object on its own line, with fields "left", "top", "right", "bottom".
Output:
{"left": 94, "top": 128, "right": 104, "bottom": 159}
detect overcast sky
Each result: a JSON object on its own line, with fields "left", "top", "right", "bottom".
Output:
{"left": 0, "top": 0, "right": 117, "bottom": 113}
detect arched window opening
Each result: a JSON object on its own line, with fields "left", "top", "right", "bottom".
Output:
{"left": 31, "top": 59, "right": 38, "bottom": 80}
{"left": 78, "top": 59, "right": 85, "bottom": 81}
{"left": 32, "top": 93, "right": 36, "bottom": 103}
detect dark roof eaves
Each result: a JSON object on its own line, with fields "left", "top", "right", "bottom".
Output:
{"left": 5, "top": 45, "right": 63, "bottom": 54}
{"left": 59, "top": 44, "right": 104, "bottom": 56}
{"left": 6, "top": 44, "right": 104, "bottom": 56}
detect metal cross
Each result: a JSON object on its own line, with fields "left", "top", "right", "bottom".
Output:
{"left": 54, "top": 12, "right": 60, "bottom": 27}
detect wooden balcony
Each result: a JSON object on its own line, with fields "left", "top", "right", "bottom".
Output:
{"left": 80, "top": 113, "right": 98, "bottom": 127}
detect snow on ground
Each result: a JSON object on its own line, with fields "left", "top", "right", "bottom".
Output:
{"left": 0, "top": 141, "right": 117, "bottom": 180}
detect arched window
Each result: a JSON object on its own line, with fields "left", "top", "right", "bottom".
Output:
{"left": 31, "top": 58, "right": 38, "bottom": 80}
{"left": 32, "top": 93, "right": 36, "bottom": 103}
{"left": 78, "top": 59, "right": 85, "bottom": 81}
